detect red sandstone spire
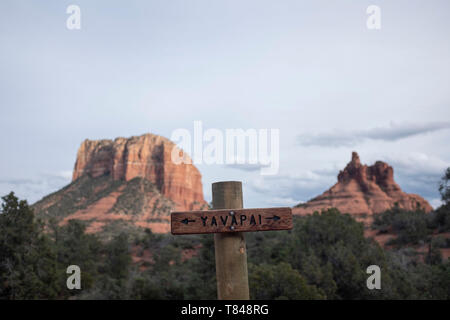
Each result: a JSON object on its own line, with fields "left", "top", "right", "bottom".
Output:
{"left": 294, "top": 152, "right": 433, "bottom": 216}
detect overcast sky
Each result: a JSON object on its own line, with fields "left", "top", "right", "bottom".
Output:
{"left": 1, "top": 1, "right": 449, "bottom": 209}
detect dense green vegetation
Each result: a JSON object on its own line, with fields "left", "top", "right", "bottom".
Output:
{"left": 0, "top": 193, "right": 59, "bottom": 299}
{"left": 1, "top": 167, "right": 449, "bottom": 300}
{"left": 33, "top": 176, "right": 177, "bottom": 242}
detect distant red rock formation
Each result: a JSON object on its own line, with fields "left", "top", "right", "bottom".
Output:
{"left": 73, "top": 133, "right": 205, "bottom": 211}
{"left": 293, "top": 152, "right": 433, "bottom": 217}
{"left": 33, "top": 133, "right": 207, "bottom": 235}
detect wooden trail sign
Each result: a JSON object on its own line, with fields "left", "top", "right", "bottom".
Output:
{"left": 170, "top": 181, "right": 293, "bottom": 300}
{"left": 171, "top": 207, "right": 292, "bottom": 235}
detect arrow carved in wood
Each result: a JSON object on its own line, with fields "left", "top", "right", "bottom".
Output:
{"left": 181, "top": 218, "right": 196, "bottom": 225}
{"left": 265, "top": 215, "right": 280, "bottom": 222}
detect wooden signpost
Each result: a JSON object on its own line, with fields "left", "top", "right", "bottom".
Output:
{"left": 170, "top": 181, "right": 293, "bottom": 300}
{"left": 171, "top": 207, "right": 292, "bottom": 235}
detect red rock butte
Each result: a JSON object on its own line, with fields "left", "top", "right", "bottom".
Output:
{"left": 33, "top": 133, "right": 207, "bottom": 235}
{"left": 73, "top": 133, "right": 205, "bottom": 211}
{"left": 293, "top": 152, "right": 433, "bottom": 219}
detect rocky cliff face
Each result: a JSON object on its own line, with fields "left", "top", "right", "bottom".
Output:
{"left": 33, "top": 133, "right": 207, "bottom": 236}
{"left": 293, "top": 152, "right": 432, "bottom": 218}
{"left": 72, "top": 134, "right": 204, "bottom": 211}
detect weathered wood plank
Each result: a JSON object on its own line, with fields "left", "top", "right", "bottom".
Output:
{"left": 212, "top": 181, "right": 248, "bottom": 300}
{"left": 171, "top": 207, "right": 293, "bottom": 235}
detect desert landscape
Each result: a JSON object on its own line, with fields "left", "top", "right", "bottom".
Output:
{"left": 1, "top": 132, "right": 444, "bottom": 299}
{"left": 1, "top": 1, "right": 449, "bottom": 303}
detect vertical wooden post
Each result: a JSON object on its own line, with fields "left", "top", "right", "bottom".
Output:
{"left": 212, "top": 181, "right": 250, "bottom": 300}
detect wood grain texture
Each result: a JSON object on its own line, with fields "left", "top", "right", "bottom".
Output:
{"left": 171, "top": 207, "right": 293, "bottom": 235}
{"left": 211, "top": 181, "right": 248, "bottom": 300}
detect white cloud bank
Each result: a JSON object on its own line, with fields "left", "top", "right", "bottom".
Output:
{"left": 297, "top": 121, "right": 450, "bottom": 147}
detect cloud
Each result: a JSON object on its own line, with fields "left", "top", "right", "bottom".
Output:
{"left": 248, "top": 169, "right": 337, "bottom": 206}
{"left": 0, "top": 171, "right": 72, "bottom": 204}
{"left": 384, "top": 152, "right": 450, "bottom": 200}
{"left": 226, "top": 163, "right": 266, "bottom": 172}
{"left": 297, "top": 121, "right": 450, "bottom": 147}
{"left": 386, "top": 152, "right": 449, "bottom": 177}
{"left": 262, "top": 196, "right": 302, "bottom": 207}
{"left": 51, "top": 170, "right": 73, "bottom": 180}
{"left": 429, "top": 198, "right": 444, "bottom": 209}
{"left": 0, "top": 178, "right": 35, "bottom": 185}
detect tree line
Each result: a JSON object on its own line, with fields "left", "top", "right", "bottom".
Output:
{"left": 0, "top": 168, "right": 449, "bottom": 299}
